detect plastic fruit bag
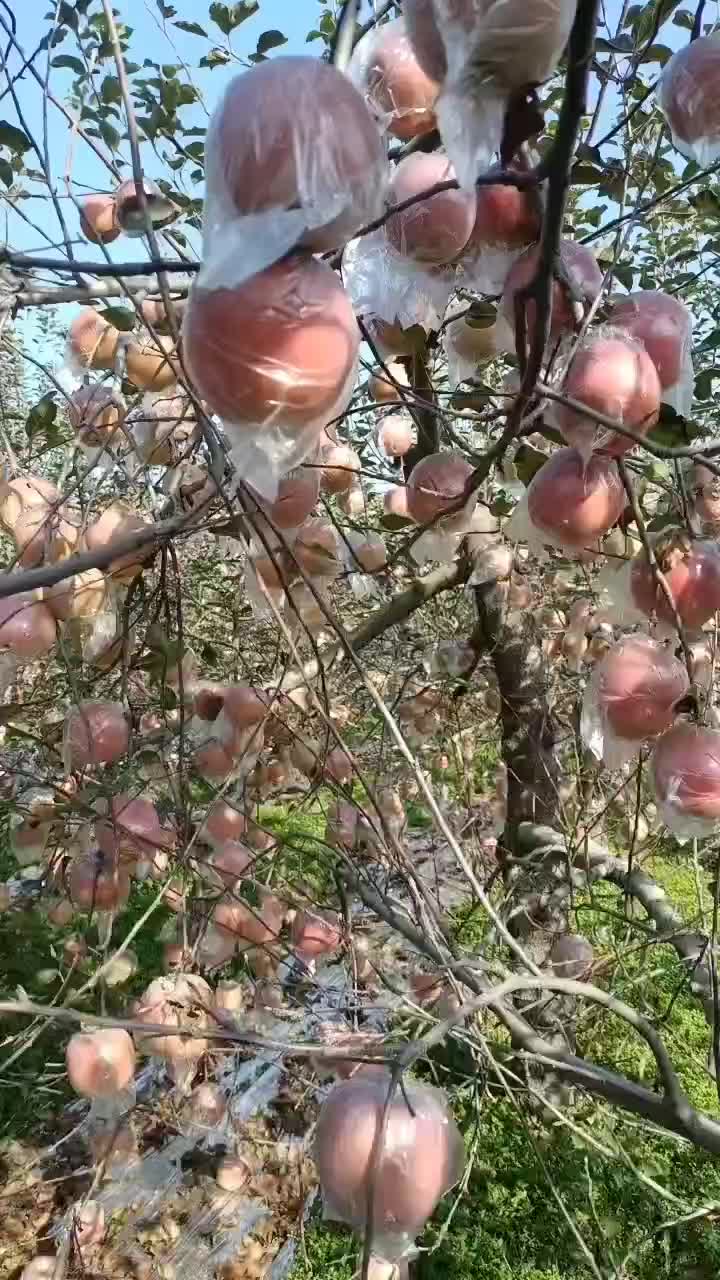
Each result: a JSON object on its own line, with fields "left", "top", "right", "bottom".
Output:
{"left": 496, "top": 238, "right": 604, "bottom": 353}
{"left": 342, "top": 230, "right": 456, "bottom": 333}
{"left": 581, "top": 634, "right": 689, "bottom": 770}
{"left": 607, "top": 290, "right": 694, "bottom": 419}
{"left": 406, "top": 451, "right": 476, "bottom": 564}
{"left": 651, "top": 722, "right": 720, "bottom": 841}
{"left": 658, "top": 34, "right": 720, "bottom": 168}
{"left": 506, "top": 448, "right": 625, "bottom": 558}
{"left": 601, "top": 534, "right": 720, "bottom": 634}
{"left": 404, "top": 0, "right": 577, "bottom": 188}
{"left": 199, "top": 58, "right": 387, "bottom": 293}
{"left": 347, "top": 15, "right": 439, "bottom": 142}
{"left": 315, "top": 1070, "right": 464, "bottom": 1260}
{"left": 549, "top": 327, "right": 661, "bottom": 462}
{"left": 458, "top": 172, "right": 541, "bottom": 295}
{"left": 183, "top": 254, "right": 359, "bottom": 500}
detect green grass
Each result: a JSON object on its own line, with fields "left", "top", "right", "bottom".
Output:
{"left": 573, "top": 851, "right": 718, "bottom": 1114}
{"left": 293, "top": 848, "right": 720, "bottom": 1280}
{"left": 260, "top": 798, "right": 338, "bottom": 898}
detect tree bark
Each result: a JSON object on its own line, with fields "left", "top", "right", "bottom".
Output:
{"left": 474, "top": 580, "right": 559, "bottom": 855}
{"left": 402, "top": 347, "right": 439, "bottom": 479}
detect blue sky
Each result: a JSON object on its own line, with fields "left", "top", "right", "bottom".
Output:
{"left": 7, "top": 1, "right": 333, "bottom": 257}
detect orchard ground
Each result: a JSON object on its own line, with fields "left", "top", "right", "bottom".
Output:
{"left": 0, "top": 534, "right": 718, "bottom": 1279}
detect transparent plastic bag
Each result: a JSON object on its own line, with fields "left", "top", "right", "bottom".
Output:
{"left": 63, "top": 699, "right": 129, "bottom": 771}
{"left": 341, "top": 529, "right": 387, "bottom": 599}
{"left": 183, "top": 255, "right": 360, "bottom": 500}
{"left": 198, "top": 58, "right": 387, "bottom": 293}
{"left": 549, "top": 327, "right": 661, "bottom": 462}
{"left": 76, "top": 606, "right": 125, "bottom": 668}
{"left": 67, "top": 383, "right": 126, "bottom": 455}
{"left": 506, "top": 448, "right": 625, "bottom": 558}
{"left": 651, "top": 722, "right": 720, "bottom": 842}
{"left": 601, "top": 535, "right": 720, "bottom": 634}
{"left": 0, "top": 650, "right": 17, "bottom": 699}
{"left": 581, "top": 634, "right": 689, "bottom": 770}
{"left": 406, "top": 451, "right": 477, "bottom": 564}
{"left": 443, "top": 310, "right": 498, "bottom": 386}
{"left": 377, "top": 412, "right": 417, "bottom": 460}
{"left": 315, "top": 1071, "right": 464, "bottom": 1261}
{"left": 244, "top": 556, "right": 288, "bottom": 620}
{"left": 497, "top": 239, "right": 604, "bottom": 352}
{"left": 126, "top": 391, "right": 197, "bottom": 468}
{"left": 423, "top": 637, "right": 476, "bottom": 677}
{"left": 63, "top": 312, "right": 130, "bottom": 379}
{"left": 347, "top": 15, "right": 439, "bottom": 142}
{"left": 10, "top": 812, "right": 53, "bottom": 867}
{"left": 607, "top": 290, "right": 694, "bottom": 419}
{"left": 405, "top": 0, "right": 577, "bottom": 188}
{"left": 467, "top": 538, "right": 513, "bottom": 586}
{"left": 384, "top": 151, "right": 476, "bottom": 265}
{"left": 410, "top": 524, "right": 465, "bottom": 565}
{"left": 457, "top": 172, "right": 541, "bottom": 294}
{"left": 342, "top": 231, "right": 456, "bottom": 333}
{"left": 658, "top": 33, "right": 720, "bottom": 168}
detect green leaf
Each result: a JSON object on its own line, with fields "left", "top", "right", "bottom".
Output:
{"left": 57, "top": 0, "right": 79, "bottom": 30}
{"left": 646, "top": 402, "right": 699, "bottom": 447}
{"left": 595, "top": 33, "right": 634, "bottom": 51}
{"left": 631, "top": 0, "right": 681, "bottom": 46}
{"left": 209, "top": 1, "right": 258, "bottom": 34}
{"left": 575, "top": 142, "right": 603, "bottom": 166}
{"left": 515, "top": 443, "right": 548, "bottom": 487}
{"left": 51, "top": 54, "right": 85, "bottom": 74}
{"left": 694, "top": 369, "right": 720, "bottom": 402}
{"left": 101, "top": 306, "right": 135, "bottom": 332}
{"left": 173, "top": 19, "right": 207, "bottom": 36}
{"left": 598, "top": 163, "right": 626, "bottom": 201}
{"left": 208, "top": 2, "right": 233, "bottom": 34}
{"left": 672, "top": 6, "right": 694, "bottom": 25}
{"left": 490, "top": 493, "right": 514, "bottom": 518}
{"left": 690, "top": 188, "right": 720, "bottom": 217}
{"left": 100, "top": 75, "right": 122, "bottom": 105}
{"left": 697, "top": 327, "right": 720, "bottom": 352}
{"left": 381, "top": 511, "right": 413, "bottom": 531}
{"left": 466, "top": 301, "right": 496, "bottom": 329}
{"left": 642, "top": 42, "right": 673, "bottom": 62}
{"left": 0, "top": 121, "right": 31, "bottom": 154}
{"left": 647, "top": 508, "right": 680, "bottom": 533}
{"left": 25, "top": 393, "right": 58, "bottom": 441}
{"left": 571, "top": 163, "right": 603, "bottom": 184}
{"left": 0, "top": 158, "right": 13, "bottom": 187}
{"left": 99, "top": 121, "right": 121, "bottom": 150}
{"left": 256, "top": 28, "right": 287, "bottom": 54}
{"left": 199, "top": 46, "right": 231, "bottom": 69}
{"left": 612, "top": 262, "right": 635, "bottom": 290}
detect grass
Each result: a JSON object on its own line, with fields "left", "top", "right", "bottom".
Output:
{"left": 293, "top": 845, "right": 720, "bottom": 1280}
{"left": 2, "top": 797, "right": 720, "bottom": 1278}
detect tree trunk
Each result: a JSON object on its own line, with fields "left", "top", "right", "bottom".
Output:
{"left": 474, "top": 579, "right": 559, "bottom": 854}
